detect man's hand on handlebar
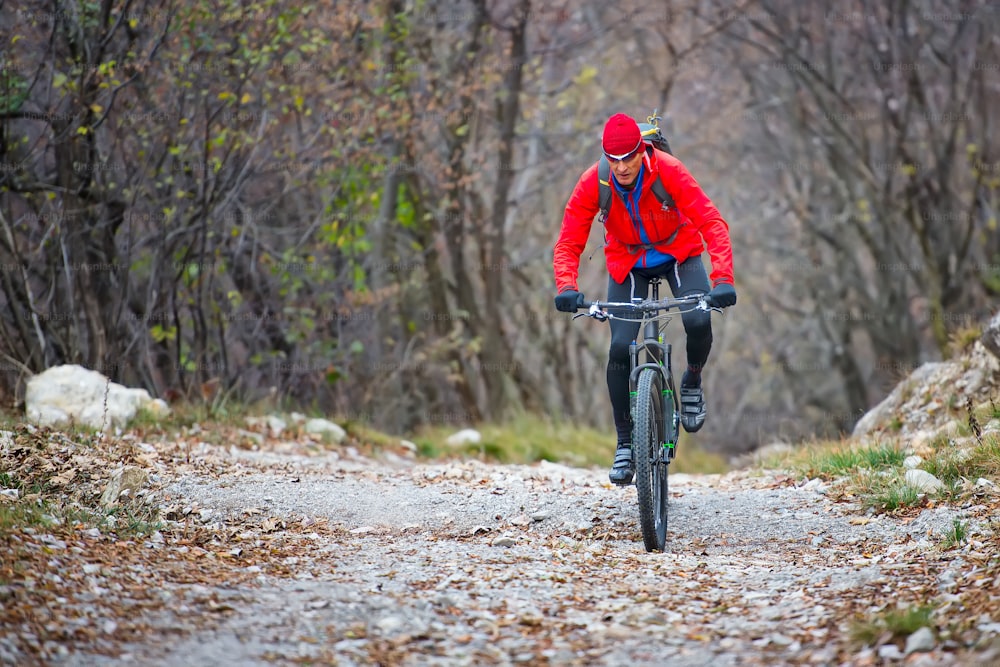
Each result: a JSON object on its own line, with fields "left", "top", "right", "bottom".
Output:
{"left": 706, "top": 283, "right": 737, "bottom": 308}
{"left": 554, "top": 289, "right": 586, "bottom": 312}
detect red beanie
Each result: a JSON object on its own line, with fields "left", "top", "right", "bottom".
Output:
{"left": 602, "top": 113, "right": 642, "bottom": 157}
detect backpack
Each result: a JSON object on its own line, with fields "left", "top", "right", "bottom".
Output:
{"left": 597, "top": 110, "right": 676, "bottom": 224}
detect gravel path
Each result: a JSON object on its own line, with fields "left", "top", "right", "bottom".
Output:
{"left": 58, "top": 445, "right": 994, "bottom": 666}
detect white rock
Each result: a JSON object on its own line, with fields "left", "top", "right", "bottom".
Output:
{"left": 303, "top": 418, "right": 346, "bottom": 443}
{"left": 904, "top": 626, "right": 936, "bottom": 654}
{"left": 878, "top": 644, "right": 904, "bottom": 661}
{"left": 492, "top": 536, "right": 516, "bottom": 547}
{"left": 976, "top": 478, "right": 996, "bottom": 489}
{"left": 903, "top": 455, "right": 923, "bottom": 469}
{"left": 266, "top": 415, "right": 286, "bottom": 437}
{"left": 445, "top": 428, "right": 482, "bottom": 447}
{"left": 904, "top": 469, "right": 944, "bottom": 493}
{"left": 26, "top": 365, "right": 166, "bottom": 431}
{"left": 400, "top": 439, "right": 418, "bottom": 453}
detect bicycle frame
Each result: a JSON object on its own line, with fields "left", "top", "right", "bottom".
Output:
{"left": 626, "top": 279, "right": 680, "bottom": 462}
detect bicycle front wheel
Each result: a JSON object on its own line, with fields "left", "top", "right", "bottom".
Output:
{"left": 633, "top": 368, "right": 669, "bottom": 552}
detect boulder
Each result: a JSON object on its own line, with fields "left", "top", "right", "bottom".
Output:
{"left": 26, "top": 365, "right": 169, "bottom": 432}
{"left": 853, "top": 342, "right": 999, "bottom": 439}
{"left": 982, "top": 310, "right": 1000, "bottom": 360}
{"left": 904, "top": 469, "right": 945, "bottom": 493}
{"left": 445, "top": 428, "right": 482, "bottom": 447}
{"left": 303, "top": 418, "right": 346, "bottom": 443}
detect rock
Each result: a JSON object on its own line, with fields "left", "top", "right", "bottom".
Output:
{"left": 492, "top": 536, "right": 516, "bottom": 547}
{"left": 400, "top": 439, "right": 418, "bottom": 453}
{"left": 303, "top": 418, "right": 346, "bottom": 443}
{"left": 246, "top": 415, "right": 287, "bottom": 438}
{"left": 853, "top": 362, "right": 948, "bottom": 436}
{"left": 26, "top": 365, "right": 168, "bottom": 431}
{"left": 878, "top": 643, "right": 904, "bottom": 661}
{"left": 445, "top": 428, "right": 482, "bottom": 447}
{"left": 100, "top": 466, "right": 149, "bottom": 509}
{"left": 266, "top": 415, "right": 286, "bottom": 436}
{"left": 903, "top": 455, "right": 923, "bottom": 470}
{"left": 904, "top": 626, "right": 936, "bottom": 654}
{"left": 904, "top": 469, "right": 944, "bottom": 493}
{"left": 375, "top": 615, "right": 405, "bottom": 634}
{"left": 981, "top": 310, "right": 1000, "bottom": 360}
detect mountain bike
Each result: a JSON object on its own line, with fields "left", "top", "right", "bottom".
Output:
{"left": 575, "top": 279, "right": 717, "bottom": 552}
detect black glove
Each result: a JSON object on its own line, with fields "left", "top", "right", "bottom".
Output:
{"left": 554, "top": 289, "right": 585, "bottom": 313}
{"left": 707, "top": 283, "right": 737, "bottom": 308}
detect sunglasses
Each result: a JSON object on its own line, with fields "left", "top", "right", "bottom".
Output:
{"left": 604, "top": 139, "right": 644, "bottom": 163}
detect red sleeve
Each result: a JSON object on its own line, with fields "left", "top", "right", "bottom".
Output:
{"left": 553, "top": 164, "right": 600, "bottom": 293}
{"left": 660, "top": 156, "right": 735, "bottom": 287}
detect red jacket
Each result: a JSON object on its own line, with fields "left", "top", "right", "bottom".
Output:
{"left": 553, "top": 148, "right": 734, "bottom": 293}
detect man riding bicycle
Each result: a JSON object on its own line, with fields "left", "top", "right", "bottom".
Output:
{"left": 552, "top": 112, "right": 737, "bottom": 485}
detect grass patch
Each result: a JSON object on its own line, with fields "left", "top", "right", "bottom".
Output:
{"left": 940, "top": 518, "right": 967, "bottom": 549}
{"left": 849, "top": 470, "right": 922, "bottom": 512}
{"left": 0, "top": 502, "right": 54, "bottom": 532}
{"left": 103, "top": 505, "right": 162, "bottom": 538}
{"left": 850, "top": 604, "right": 936, "bottom": 648}
{"left": 946, "top": 323, "right": 982, "bottom": 358}
{"left": 793, "top": 440, "right": 906, "bottom": 480}
{"left": 412, "top": 413, "right": 729, "bottom": 474}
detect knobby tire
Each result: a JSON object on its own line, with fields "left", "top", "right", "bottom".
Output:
{"left": 633, "top": 369, "right": 669, "bottom": 552}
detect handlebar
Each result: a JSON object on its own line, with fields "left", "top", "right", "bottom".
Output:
{"left": 573, "top": 293, "right": 721, "bottom": 322}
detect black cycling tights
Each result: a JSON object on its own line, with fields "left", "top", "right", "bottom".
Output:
{"left": 607, "top": 255, "right": 713, "bottom": 444}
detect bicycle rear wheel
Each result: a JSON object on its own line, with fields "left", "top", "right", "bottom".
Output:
{"left": 633, "top": 368, "right": 669, "bottom": 552}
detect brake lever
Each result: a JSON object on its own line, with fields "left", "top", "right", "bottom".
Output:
{"left": 697, "top": 298, "right": 724, "bottom": 315}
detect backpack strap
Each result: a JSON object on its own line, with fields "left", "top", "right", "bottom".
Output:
{"left": 597, "top": 155, "right": 612, "bottom": 223}
{"left": 650, "top": 174, "right": 676, "bottom": 210}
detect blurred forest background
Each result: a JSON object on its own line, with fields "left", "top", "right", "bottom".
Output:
{"left": 1, "top": 0, "right": 998, "bottom": 455}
